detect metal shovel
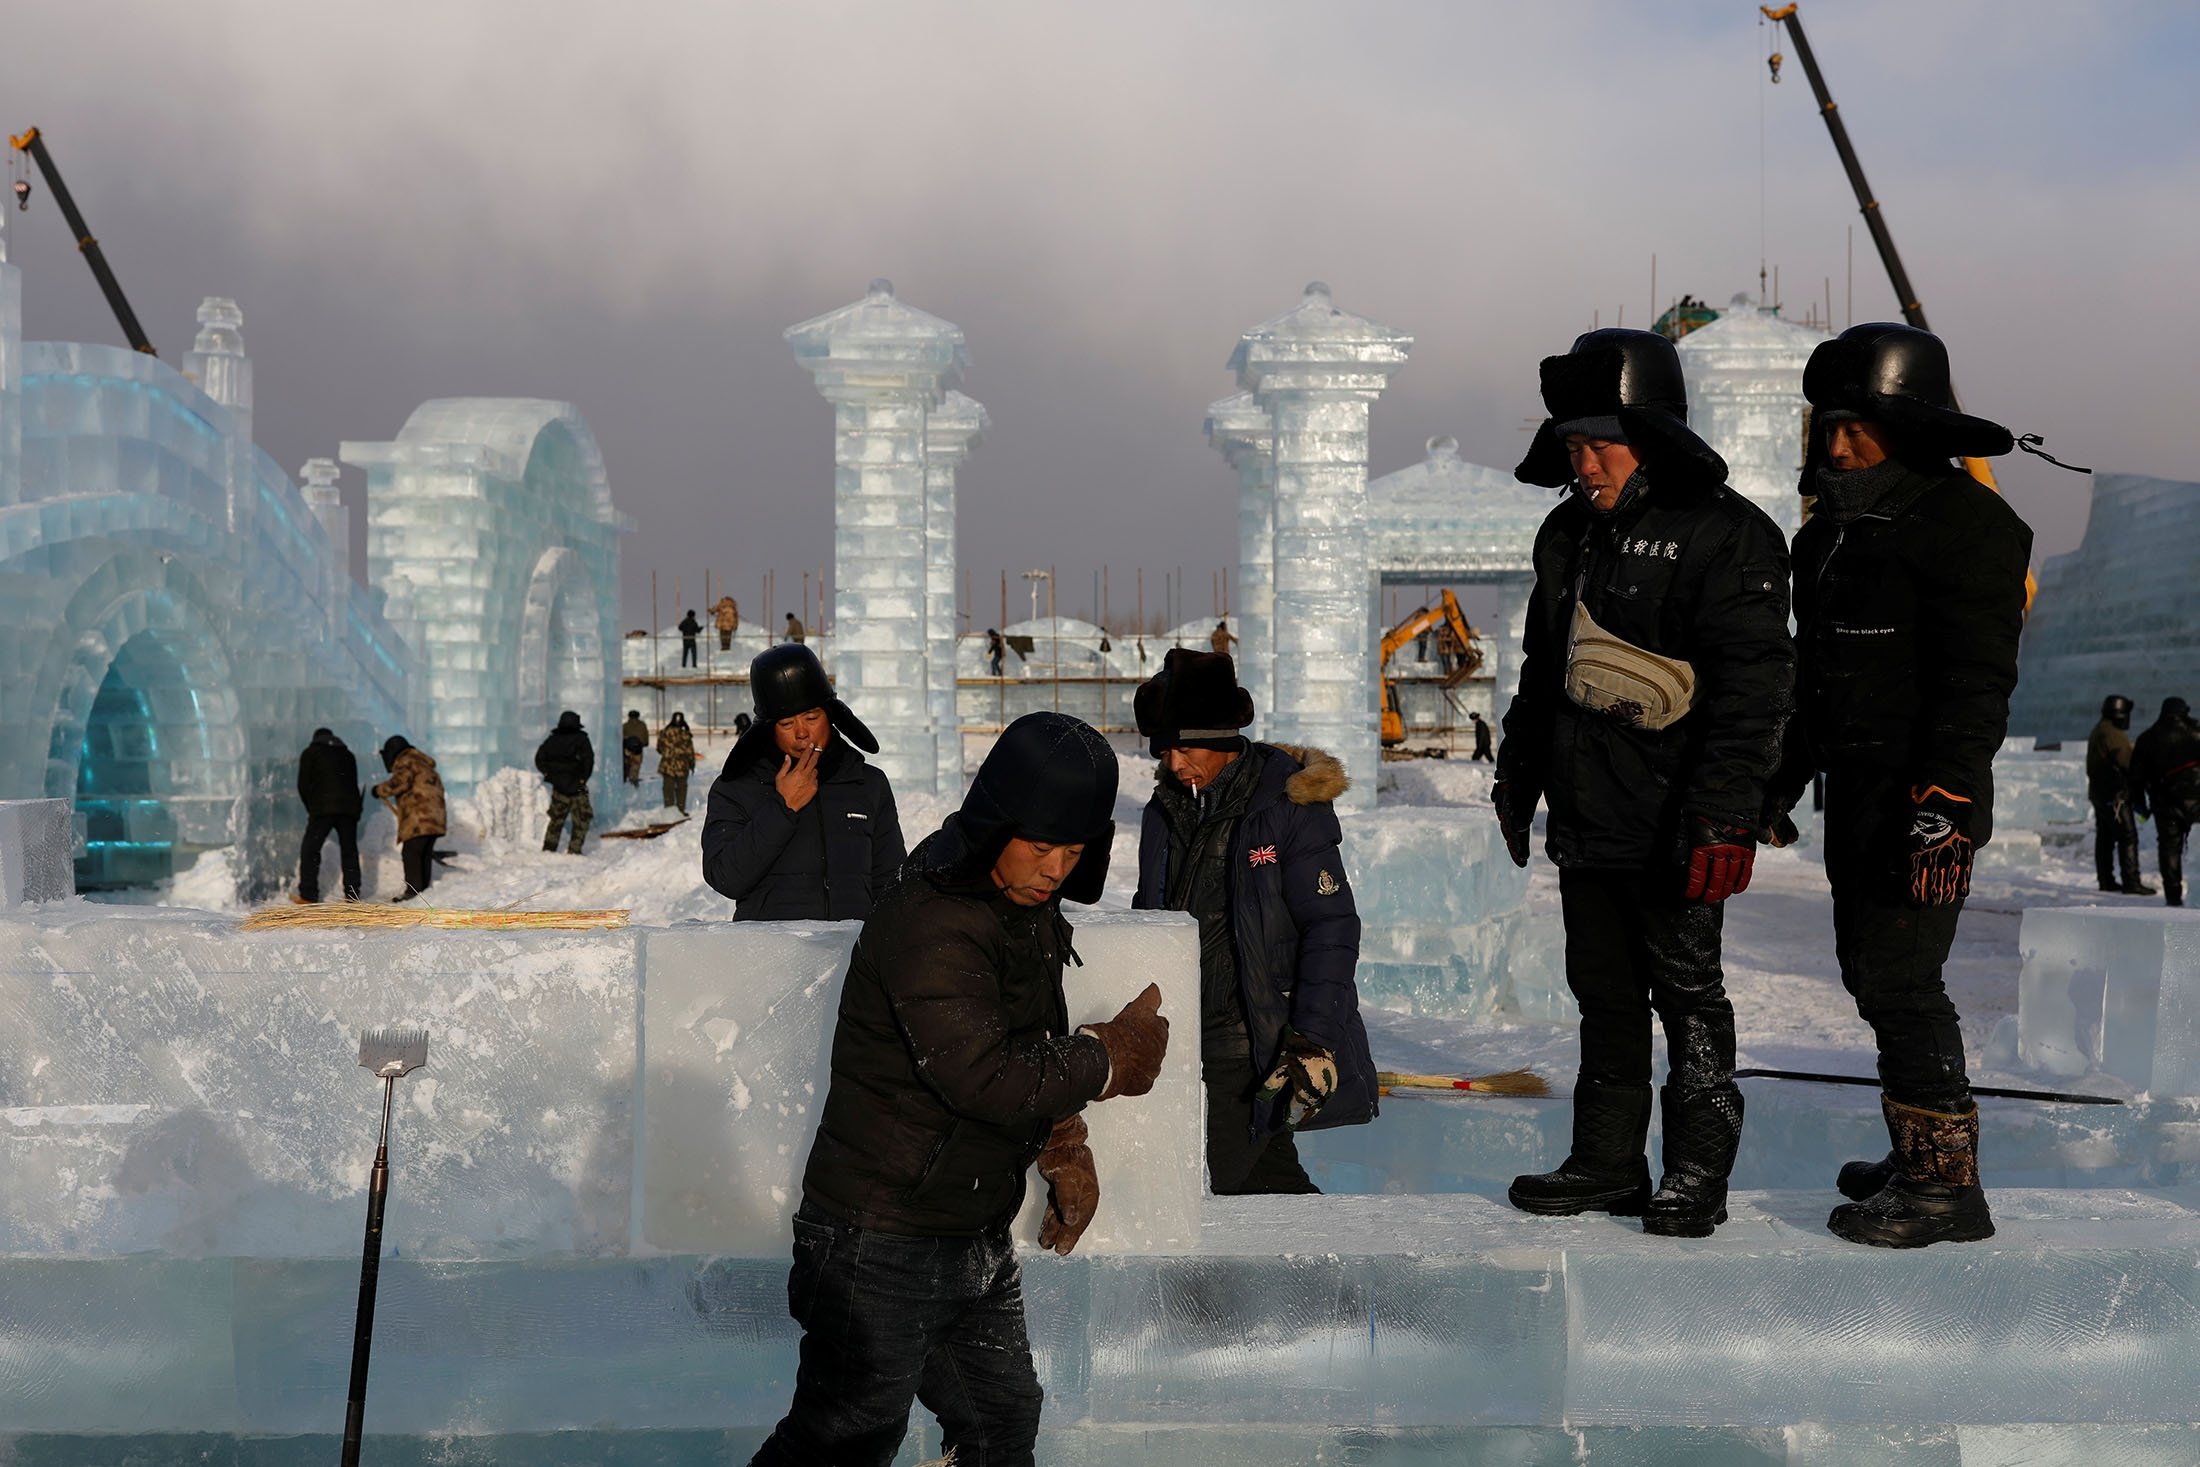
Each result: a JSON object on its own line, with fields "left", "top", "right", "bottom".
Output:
{"left": 342, "top": 1027, "right": 429, "bottom": 1467}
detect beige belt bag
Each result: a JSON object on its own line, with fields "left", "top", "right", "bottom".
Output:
{"left": 1565, "top": 598, "right": 1697, "bottom": 730}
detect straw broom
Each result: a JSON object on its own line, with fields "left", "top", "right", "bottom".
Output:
{"left": 1377, "top": 1069, "right": 1550, "bottom": 1097}
{"left": 242, "top": 904, "right": 629, "bottom": 933}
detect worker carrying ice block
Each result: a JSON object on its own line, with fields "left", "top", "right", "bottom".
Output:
{"left": 747, "top": 713, "right": 1169, "bottom": 1467}
{"left": 1131, "top": 648, "right": 1380, "bottom": 1195}
{"left": 1495, "top": 328, "right": 1796, "bottom": 1239}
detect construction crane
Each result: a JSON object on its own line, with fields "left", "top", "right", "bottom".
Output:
{"left": 1379, "top": 589, "right": 1483, "bottom": 749}
{"left": 8, "top": 126, "right": 157, "bottom": 356}
{"left": 1758, "top": 5, "right": 1996, "bottom": 495}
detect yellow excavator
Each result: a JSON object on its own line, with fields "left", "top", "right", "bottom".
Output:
{"left": 1379, "top": 589, "right": 1483, "bottom": 748}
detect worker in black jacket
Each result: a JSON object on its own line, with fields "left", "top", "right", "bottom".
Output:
{"left": 750, "top": 713, "right": 1171, "bottom": 1467}
{"left": 1496, "top": 328, "right": 1794, "bottom": 1238}
{"left": 702, "top": 644, "right": 904, "bottom": 920}
{"left": 295, "top": 727, "right": 363, "bottom": 902}
{"left": 534, "top": 711, "right": 595, "bottom": 855}
{"left": 2133, "top": 697, "right": 2200, "bottom": 908}
{"left": 1767, "top": 323, "right": 2035, "bottom": 1249}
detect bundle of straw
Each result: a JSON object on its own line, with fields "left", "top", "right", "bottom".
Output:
{"left": 1377, "top": 1068, "right": 1550, "bottom": 1097}
{"left": 241, "top": 905, "right": 630, "bottom": 933}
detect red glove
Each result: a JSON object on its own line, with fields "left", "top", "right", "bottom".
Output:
{"left": 1683, "top": 815, "right": 1757, "bottom": 903}
{"left": 1906, "top": 785, "right": 1974, "bottom": 907}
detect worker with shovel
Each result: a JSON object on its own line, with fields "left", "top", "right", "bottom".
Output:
{"left": 1495, "top": 328, "right": 1795, "bottom": 1238}
{"left": 748, "top": 713, "right": 1170, "bottom": 1467}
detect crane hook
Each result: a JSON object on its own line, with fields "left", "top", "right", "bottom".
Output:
{"left": 11, "top": 178, "right": 29, "bottom": 211}
{"left": 1768, "top": 49, "right": 1784, "bottom": 84}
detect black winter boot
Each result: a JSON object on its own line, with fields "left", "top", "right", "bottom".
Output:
{"left": 1643, "top": 1082, "right": 1744, "bottom": 1237}
{"left": 1509, "top": 1079, "right": 1652, "bottom": 1217}
{"left": 1828, "top": 1095, "right": 1995, "bottom": 1248}
{"left": 1835, "top": 1150, "right": 1896, "bottom": 1201}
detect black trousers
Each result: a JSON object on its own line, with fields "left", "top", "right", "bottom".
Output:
{"left": 1558, "top": 867, "right": 1733, "bottom": 1091}
{"left": 749, "top": 1204, "right": 1042, "bottom": 1467}
{"left": 299, "top": 815, "right": 361, "bottom": 902}
{"left": 2159, "top": 807, "right": 2191, "bottom": 906}
{"left": 1202, "top": 1045, "right": 1319, "bottom": 1195}
{"left": 718, "top": 628, "right": 734, "bottom": 651}
{"left": 1825, "top": 768, "right": 1971, "bottom": 1111}
{"left": 2094, "top": 793, "right": 2143, "bottom": 889}
{"left": 663, "top": 773, "right": 689, "bottom": 813}
{"left": 398, "top": 835, "right": 437, "bottom": 900}
{"left": 680, "top": 636, "right": 699, "bottom": 667}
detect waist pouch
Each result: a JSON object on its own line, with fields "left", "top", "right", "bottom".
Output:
{"left": 1565, "top": 598, "right": 1697, "bottom": 731}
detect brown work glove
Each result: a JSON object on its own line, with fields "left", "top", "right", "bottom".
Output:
{"left": 1080, "top": 982, "right": 1169, "bottom": 1100}
{"left": 1253, "top": 1028, "right": 1338, "bottom": 1129}
{"left": 1035, "top": 1112, "right": 1099, "bottom": 1256}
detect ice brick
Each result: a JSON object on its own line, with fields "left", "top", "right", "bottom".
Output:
{"left": 0, "top": 907, "right": 638, "bottom": 1259}
{"left": 0, "top": 798, "right": 73, "bottom": 904}
{"left": 2019, "top": 906, "right": 2200, "bottom": 1093}
{"left": 639, "top": 910, "right": 1201, "bottom": 1257}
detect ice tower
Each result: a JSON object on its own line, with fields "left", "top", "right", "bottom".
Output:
{"left": 342, "top": 402, "right": 626, "bottom": 800}
{"left": 1205, "top": 391, "right": 1275, "bottom": 724}
{"left": 1231, "top": 284, "right": 1410, "bottom": 811}
{"left": 786, "top": 280, "right": 967, "bottom": 796}
{"left": 1675, "top": 294, "right": 1827, "bottom": 540}
{"left": 926, "top": 391, "right": 985, "bottom": 793}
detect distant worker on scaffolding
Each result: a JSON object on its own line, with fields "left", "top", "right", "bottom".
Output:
{"left": 987, "top": 627, "right": 1007, "bottom": 677}
{"left": 1209, "top": 619, "right": 1236, "bottom": 656}
{"left": 785, "top": 611, "right": 806, "bottom": 645}
{"left": 678, "top": 609, "right": 703, "bottom": 668}
{"left": 713, "top": 594, "right": 741, "bottom": 652}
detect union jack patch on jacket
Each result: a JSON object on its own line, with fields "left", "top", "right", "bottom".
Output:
{"left": 1248, "top": 845, "right": 1279, "bottom": 867}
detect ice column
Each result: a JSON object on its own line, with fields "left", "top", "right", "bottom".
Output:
{"left": 183, "top": 297, "right": 253, "bottom": 445}
{"left": 300, "top": 458, "right": 350, "bottom": 648}
{"left": 1205, "top": 392, "right": 1275, "bottom": 727}
{"left": 786, "top": 280, "right": 967, "bottom": 796}
{"left": 1232, "top": 284, "right": 1410, "bottom": 811}
{"left": 1675, "top": 294, "right": 1825, "bottom": 541}
{"left": 926, "top": 391, "right": 986, "bottom": 794}
{"left": 0, "top": 210, "right": 19, "bottom": 510}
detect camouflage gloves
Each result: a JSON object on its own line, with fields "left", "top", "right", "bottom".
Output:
{"left": 1082, "top": 983, "right": 1169, "bottom": 1101}
{"left": 1255, "top": 1029, "right": 1338, "bottom": 1129}
{"left": 1683, "top": 814, "right": 1758, "bottom": 904}
{"left": 1036, "top": 1112, "right": 1099, "bottom": 1256}
{"left": 1905, "top": 785, "right": 1975, "bottom": 907}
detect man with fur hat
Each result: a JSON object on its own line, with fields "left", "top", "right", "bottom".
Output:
{"left": 534, "top": 711, "right": 595, "bottom": 855}
{"left": 370, "top": 735, "right": 446, "bottom": 902}
{"left": 749, "top": 713, "right": 1171, "bottom": 1467}
{"left": 702, "top": 643, "right": 903, "bottom": 920}
{"left": 2134, "top": 696, "right": 2200, "bottom": 908}
{"left": 1132, "top": 648, "right": 1379, "bottom": 1194}
{"left": 2087, "top": 694, "right": 2152, "bottom": 894}
{"left": 1766, "top": 322, "right": 2035, "bottom": 1248}
{"left": 1497, "top": 328, "right": 1794, "bottom": 1238}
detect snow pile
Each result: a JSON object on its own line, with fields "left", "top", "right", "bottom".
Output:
{"left": 453, "top": 765, "right": 552, "bottom": 845}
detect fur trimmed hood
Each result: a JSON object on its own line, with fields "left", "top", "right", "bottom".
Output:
{"left": 1152, "top": 741, "right": 1348, "bottom": 806}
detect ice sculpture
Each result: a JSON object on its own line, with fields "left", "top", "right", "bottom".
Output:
{"left": 1675, "top": 293, "right": 1827, "bottom": 541}
{"left": 1205, "top": 391, "right": 1274, "bottom": 724}
{"left": 0, "top": 272, "right": 410, "bottom": 896}
{"left": 926, "top": 391, "right": 986, "bottom": 792}
{"left": 342, "top": 400, "right": 626, "bottom": 801}
{"left": 2019, "top": 905, "right": 2200, "bottom": 1094}
{"left": 1230, "top": 284, "right": 1411, "bottom": 812}
{"left": 786, "top": 280, "right": 968, "bottom": 795}
{"left": 2011, "top": 472, "right": 2200, "bottom": 744}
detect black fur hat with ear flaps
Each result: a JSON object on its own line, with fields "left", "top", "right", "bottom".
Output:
{"left": 1135, "top": 648, "right": 1255, "bottom": 757}
{"left": 1515, "top": 328, "right": 1728, "bottom": 495}
{"left": 722, "top": 643, "right": 878, "bottom": 777}
{"left": 1800, "top": 323, "right": 2015, "bottom": 480}
{"left": 927, "top": 712, "right": 1119, "bottom": 905}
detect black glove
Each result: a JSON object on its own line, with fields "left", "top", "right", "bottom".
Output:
{"left": 1759, "top": 809, "right": 1801, "bottom": 848}
{"left": 1493, "top": 780, "right": 1537, "bottom": 868}
{"left": 1905, "top": 785, "right": 1974, "bottom": 908}
{"left": 1683, "top": 814, "right": 1757, "bottom": 903}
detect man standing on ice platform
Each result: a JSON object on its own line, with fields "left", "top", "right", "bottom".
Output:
{"left": 1496, "top": 328, "right": 1795, "bottom": 1239}
{"left": 1766, "top": 323, "right": 2033, "bottom": 1249}
{"left": 748, "top": 712, "right": 1170, "bottom": 1467}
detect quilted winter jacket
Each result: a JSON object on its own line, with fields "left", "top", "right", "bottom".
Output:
{"left": 1133, "top": 743, "right": 1378, "bottom": 1141}
{"left": 700, "top": 736, "right": 904, "bottom": 921}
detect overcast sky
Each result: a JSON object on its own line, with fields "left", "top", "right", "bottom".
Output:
{"left": 8, "top": 2, "right": 2196, "bottom": 631}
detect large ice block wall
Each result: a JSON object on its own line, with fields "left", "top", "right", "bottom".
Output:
{"left": 1674, "top": 295, "right": 1826, "bottom": 542}
{"left": 786, "top": 280, "right": 969, "bottom": 797}
{"left": 0, "top": 261, "right": 411, "bottom": 897}
{"left": 343, "top": 401, "right": 626, "bottom": 803}
{"left": 2011, "top": 472, "right": 2200, "bottom": 744}
{"left": 2019, "top": 906, "right": 2200, "bottom": 1094}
